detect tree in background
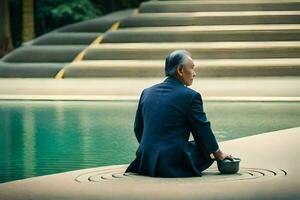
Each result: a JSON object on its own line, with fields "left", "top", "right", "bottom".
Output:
{"left": 22, "top": 0, "right": 35, "bottom": 42}
{"left": 9, "top": 0, "right": 22, "bottom": 48}
{"left": 0, "top": 0, "right": 13, "bottom": 58}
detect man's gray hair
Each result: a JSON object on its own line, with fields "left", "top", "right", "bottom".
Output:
{"left": 165, "top": 50, "right": 191, "bottom": 76}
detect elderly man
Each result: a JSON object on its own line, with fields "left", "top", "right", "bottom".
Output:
{"left": 125, "top": 50, "right": 233, "bottom": 177}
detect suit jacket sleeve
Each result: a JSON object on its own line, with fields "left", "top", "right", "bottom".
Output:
{"left": 134, "top": 90, "right": 144, "bottom": 143}
{"left": 188, "top": 92, "right": 219, "bottom": 156}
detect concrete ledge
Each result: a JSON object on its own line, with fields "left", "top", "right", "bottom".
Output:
{"left": 156, "top": 0, "right": 300, "bottom": 1}
{"left": 1, "top": 45, "right": 85, "bottom": 63}
{"left": 83, "top": 41, "right": 300, "bottom": 60}
{"left": 0, "top": 62, "right": 65, "bottom": 78}
{"left": 55, "top": 9, "right": 135, "bottom": 33}
{"left": 0, "top": 127, "right": 299, "bottom": 200}
{"left": 140, "top": 0, "right": 300, "bottom": 13}
{"left": 0, "top": 77, "right": 299, "bottom": 99}
{"left": 30, "top": 32, "right": 101, "bottom": 45}
{"left": 120, "top": 11, "right": 300, "bottom": 27}
{"left": 63, "top": 59, "right": 300, "bottom": 77}
{"left": 0, "top": 95, "right": 299, "bottom": 102}
{"left": 103, "top": 24, "right": 300, "bottom": 43}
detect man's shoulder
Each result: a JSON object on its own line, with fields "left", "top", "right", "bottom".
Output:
{"left": 139, "top": 83, "right": 159, "bottom": 98}
{"left": 181, "top": 87, "right": 202, "bottom": 103}
{"left": 142, "top": 83, "right": 160, "bottom": 93}
{"left": 144, "top": 82, "right": 199, "bottom": 94}
{"left": 184, "top": 86, "right": 198, "bottom": 95}
{"left": 141, "top": 80, "right": 201, "bottom": 99}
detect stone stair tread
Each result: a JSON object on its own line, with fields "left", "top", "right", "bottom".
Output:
{"left": 120, "top": 11, "right": 300, "bottom": 27}
{"left": 89, "top": 41, "right": 300, "bottom": 49}
{"left": 140, "top": 0, "right": 300, "bottom": 13}
{"left": 1, "top": 45, "right": 86, "bottom": 63}
{"left": 0, "top": 62, "right": 66, "bottom": 78}
{"left": 30, "top": 32, "right": 101, "bottom": 45}
{"left": 147, "top": 0, "right": 300, "bottom": 4}
{"left": 116, "top": 24, "right": 300, "bottom": 32}
{"left": 63, "top": 58, "right": 300, "bottom": 77}
{"left": 129, "top": 11, "right": 300, "bottom": 17}
{"left": 157, "top": 0, "right": 300, "bottom": 1}
{"left": 67, "top": 58, "right": 300, "bottom": 67}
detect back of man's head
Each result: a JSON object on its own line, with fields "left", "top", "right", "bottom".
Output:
{"left": 165, "top": 50, "right": 191, "bottom": 76}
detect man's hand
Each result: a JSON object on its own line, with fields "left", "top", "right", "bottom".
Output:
{"left": 213, "top": 149, "right": 234, "bottom": 161}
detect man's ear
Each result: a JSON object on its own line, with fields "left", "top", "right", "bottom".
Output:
{"left": 176, "top": 64, "right": 184, "bottom": 76}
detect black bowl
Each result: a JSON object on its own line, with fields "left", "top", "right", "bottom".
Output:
{"left": 217, "top": 157, "right": 241, "bottom": 174}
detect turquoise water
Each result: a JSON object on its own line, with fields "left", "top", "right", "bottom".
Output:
{"left": 0, "top": 100, "right": 299, "bottom": 183}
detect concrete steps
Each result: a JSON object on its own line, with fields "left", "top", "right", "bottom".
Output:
{"left": 0, "top": 10, "right": 135, "bottom": 78}
{"left": 0, "top": 62, "right": 65, "bottom": 77}
{"left": 83, "top": 42, "right": 300, "bottom": 60}
{"left": 62, "top": 58, "right": 300, "bottom": 77}
{"left": 156, "top": 0, "right": 300, "bottom": 1}
{"left": 139, "top": 0, "right": 300, "bottom": 13}
{"left": 1, "top": 0, "right": 300, "bottom": 78}
{"left": 77, "top": 1, "right": 300, "bottom": 78}
{"left": 68, "top": 0, "right": 300, "bottom": 78}
{"left": 54, "top": 9, "right": 135, "bottom": 33}
{"left": 120, "top": 11, "right": 300, "bottom": 27}
{"left": 28, "top": 33, "right": 101, "bottom": 45}
{"left": 102, "top": 24, "right": 300, "bottom": 43}
{"left": 2, "top": 45, "right": 85, "bottom": 63}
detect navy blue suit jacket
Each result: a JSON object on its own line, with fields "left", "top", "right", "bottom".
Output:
{"left": 125, "top": 76, "right": 219, "bottom": 177}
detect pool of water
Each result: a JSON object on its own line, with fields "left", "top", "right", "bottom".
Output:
{"left": 0, "top": 100, "right": 299, "bottom": 183}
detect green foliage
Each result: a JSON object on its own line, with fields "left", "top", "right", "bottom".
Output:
{"left": 90, "top": 0, "right": 147, "bottom": 14}
{"left": 35, "top": 0, "right": 101, "bottom": 36}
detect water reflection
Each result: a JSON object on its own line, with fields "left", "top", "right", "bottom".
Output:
{"left": 55, "top": 102, "right": 65, "bottom": 134}
{"left": 22, "top": 106, "right": 36, "bottom": 178}
{"left": 79, "top": 110, "right": 93, "bottom": 165}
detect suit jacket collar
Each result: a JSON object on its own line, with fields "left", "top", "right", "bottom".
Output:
{"left": 163, "top": 76, "right": 185, "bottom": 86}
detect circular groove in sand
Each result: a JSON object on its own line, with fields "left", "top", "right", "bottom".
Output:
{"left": 74, "top": 166, "right": 287, "bottom": 184}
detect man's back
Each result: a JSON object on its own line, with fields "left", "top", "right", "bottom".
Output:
{"left": 140, "top": 76, "right": 194, "bottom": 146}
{"left": 125, "top": 76, "right": 219, "bottom": 177}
